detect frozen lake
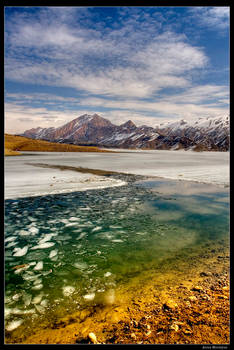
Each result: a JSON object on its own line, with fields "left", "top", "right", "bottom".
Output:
{"left": 5, "top": 150, "right": 229, "bottom": 199}
{"left": 4, "top": 150, "right": 230, "bottom": 342}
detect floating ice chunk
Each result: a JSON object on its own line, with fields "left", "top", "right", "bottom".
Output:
{"left": 92, "top": 226, "right": 102, "bottom": 232}
{"left": 35, "top": 304, "right": 45, "bottom": 314}
{"left": 38, "top": 234, "right": 55, "bottom": 245}
{"left": 5, "top": 308, "right": 12, "bottom": 318}
{"left": 33, "top": 278, "right": 43, "bottom": 286}
{"left": 49, "top": 249, "right": 58, "bottom": 259}
{"left": 29, "top": 227, "right": 39, "bottom": 235}
{"left": 31, "top": 242, "right": 55, "bottom": 250}
{"left": 22, "top": 273, "right": 39, "bottom": 281}
{"left": 73, "top": 262, "right": 88, "bottom": 270}
{"left": 6, "top": 319, "right": 23, "bottom": 331}
{"left": 76, "top": 232, "right": 86, "bottom": 240}
{"left": 104, "top": 272, "right": 112, "bottom": 277}
{"left": 19, "top": 230, "right": 30, "bottom": 236}
{"left": 5, "top": 296, "right": 12, "bottom": 304}
{"left": 111, "top": 239, "right": 124, "bottom": 243}
{"left": 13, "top": 246, "right": 28, "bottom": 257}
{"left": 23, "top": 293, "right": 32, "bottom": 306}
{"left": 40, "top": 299, "right": 49, "bottom": 307}
{"left": 83, "top": 293, "right": 95, "bottom": 301}
{"left": 60, "top": 219, "right": 70, "bottom": 224}
{"left": 62, "top": 286, "right": 75, "bottom": 297}
{"left": 109, "top": 225, "right": 122, "bottom": 229}
{"left": 11, "top": 308, "right": 26, "bottom": 315}
{"left": 12, "top": 293, "right": 21, "bottom": 301}
{"left": 5, "top": 236, "right": 17, "bottom": 243}
{"left": 55, "top": 235, "right": 71, "bottom": 241}
{"left": 97, "top": 251, "right": 102, "bottom": 255}
{"left": 14, "top": 265, "right": 29, "bottom": 274}
{"left": 65, "top": 222, "right": 77, "bottom": 227}
{"left": 50, "top": 256, "right": 58, "bottom": 262}
{"left": 28, "top": 262, "right": 36, "bottom": 266}
{"left": 69, "top": 217, "right": 79, "bottom": 222}
{"left": 23, "top": 309, "right": 35, "bottom": 315}
{"left": 33, "top": 261, "right": 43, "bottom": 271}
{"left": 32, "top": 294, "right": 43, "bottom": 304}
{"left": 31, "top": 284, "right": 43, "bottom": 291}
{"left": 6, "top": 241, "right": 18, "bottom": 248}
{"left": 80, "top": 207, "right": 91, "bottom": 211}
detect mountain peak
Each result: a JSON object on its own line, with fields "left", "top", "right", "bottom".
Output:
{"left": 120, "top": 120, "right": 136, "bottom": 129}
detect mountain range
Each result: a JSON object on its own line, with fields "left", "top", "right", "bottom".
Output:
{"left": 20, "top": 113, "right": 229, "bottom": 151}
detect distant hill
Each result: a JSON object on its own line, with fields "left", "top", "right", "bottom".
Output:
{"left": 21, "top": 113, "right": 229, "bottom": 151}
{"left": 4, "top": 134, "right": 112, "bottom": 156}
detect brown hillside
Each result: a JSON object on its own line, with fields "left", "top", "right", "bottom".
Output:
{"left": 4, "top": 134, "right": 112, "bottom": 156}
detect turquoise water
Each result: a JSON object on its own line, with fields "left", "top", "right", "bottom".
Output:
{"left": 4, "top": 178, "right": 229, "bottom": 337}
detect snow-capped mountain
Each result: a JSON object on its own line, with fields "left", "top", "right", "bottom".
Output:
{"left": 20, "top": 114, "right": 229, "bottom": 151}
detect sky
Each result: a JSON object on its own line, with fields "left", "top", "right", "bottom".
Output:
{"left": 4, "top": 6, "right": 230, "bottom": 134}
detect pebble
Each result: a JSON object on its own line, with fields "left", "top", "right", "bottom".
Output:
{"left": 200, "top": 272, "right": 212, "bottom": 277}
{"left": 217, "top": 295, "right": 228, "bottom": 300}
{"left": 170, "top": 323, "right": 179, "bottom": 332}
{"left": 191, "top": 286, "right": 203, "bottom": 292}
{"left": 163, "top": 300, "right": 178, "bottom": 310}
{"left": 88, "top": 332, "right": 98, "bottom": 344}
{"left": 188, "top": 296, "right": 197, "bottom": 302}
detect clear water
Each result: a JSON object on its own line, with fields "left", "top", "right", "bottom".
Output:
{"left": 4, "top": 179, "right": 229, "bottom": 339}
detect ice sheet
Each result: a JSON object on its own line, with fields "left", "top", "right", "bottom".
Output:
{"left": 5, "top": 150, "right": 229, "bottom": 199}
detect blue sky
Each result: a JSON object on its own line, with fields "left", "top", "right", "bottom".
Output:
{"left": 4, "top": 6, "right": 229, "bottom": 134}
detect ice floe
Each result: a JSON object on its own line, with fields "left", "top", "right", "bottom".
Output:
{"left": 31, "top": 284, "right": 43, "bottom": 291}
{"left": 18, "top": 230, "right": 30, "bottom": 236}
{"left": 5, "top": 236, "right": 17, "bottom": 243}
{"left": 33, "top": 261, "right": 43, "bottom": 271}
{"left": 83, "top": 292, "right": 95, "bottom": 301}
{"left": 49, "top": 249, "right": 58, "bottom": 259}
{"left": 22, "top": 293, "right": 32, "bottom": 306}
{"left": 32, "top": 293, "right": 43, "bottom": 304}
{"left": 38, "top": 234, "right": 55, "bottom": 245}
{"left": 13, "top": 246, "right": 28, "bottom": 257}
{"left": 35, "top": 304, "right": 45, "bottom": 314}
{"left": 6, "top": 319, "right": 23, "bottom": 331}
{"left": 104, "top": 272, "right": 112, "bottom": 277}
{"left": 62, "top": 286, "right": 75, "bottom": 297}
{"left": 31, "top": 242, "right": 55, "bottom": 250}
{"left": 29, "top": 227, "right": 39, "bottom": 235}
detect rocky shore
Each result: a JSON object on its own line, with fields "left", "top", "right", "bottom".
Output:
{"left": 13, "top": 247, "right": 229, "bottom": 345}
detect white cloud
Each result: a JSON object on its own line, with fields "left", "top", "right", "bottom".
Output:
{"left": 190, "top": 7, "right": 229, "bottom": 30}
{"left": 4, "top": 7, "right": 229, "bottom": 133}
{"left": 4, "top": 103, "right": 87, "bottom": 134}
{"left": 5, "top": 12, "right": 208, "bottom": 99}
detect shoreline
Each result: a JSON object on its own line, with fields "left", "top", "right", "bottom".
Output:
{"left": 5, "top": 160, "right": 229, "bottom": 200}
{"left": 6, "top": 243, "right": 229, "bottom": 344}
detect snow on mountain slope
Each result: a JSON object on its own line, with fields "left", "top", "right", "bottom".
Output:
{"left": 20, "top": 114, "right": 229, "bottom": 151}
